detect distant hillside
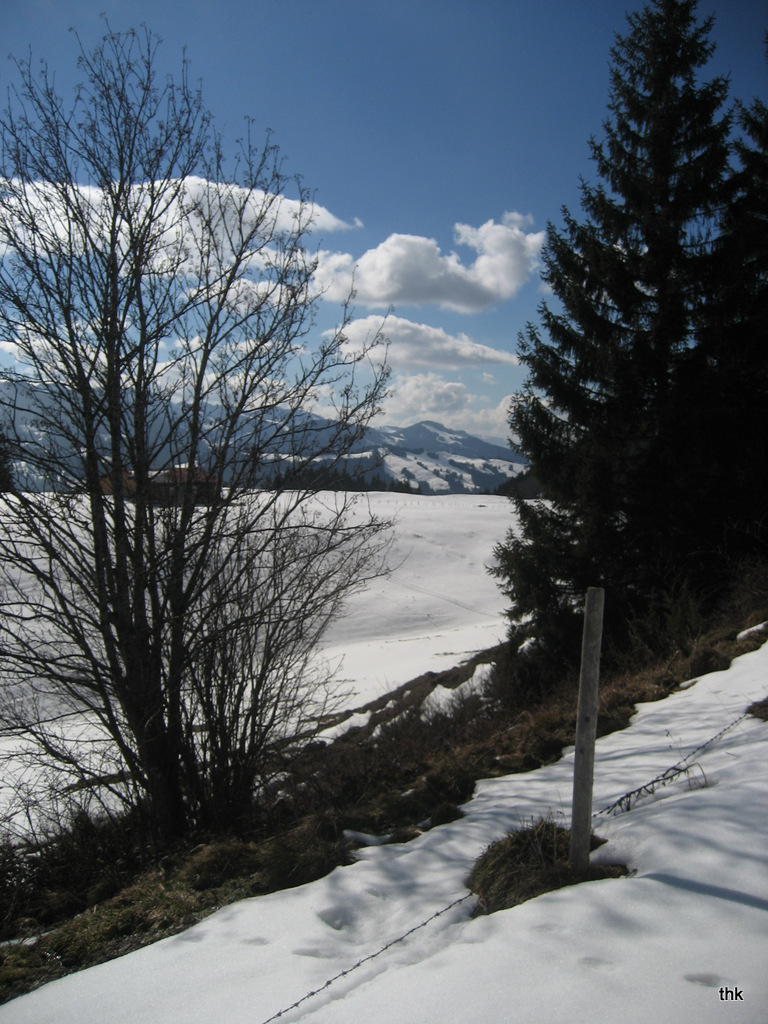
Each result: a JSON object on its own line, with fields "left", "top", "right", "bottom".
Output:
{"left": 0, "top": 378, "right": 524, "bottom": 494}
{"left": 360, "top": 420, "right": 526, "bottom": 494}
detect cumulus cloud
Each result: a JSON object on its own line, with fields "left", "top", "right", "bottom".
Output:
{"left": 0, "top": 175, "right": 357, "bottom": 282}
{"left": 385, "top": 373, "right": 471, "bottom": 423}
{"left": 315, "top": 211, "right": 544, "bottom": 312}
{"left": 305, "top": 206, "right": 362, "bottom": 235}
{"left": 335, "top": 315, "right": 519, "bottom": 371}
{"left": 457, "top": 395, "right": 515, "bottom": 441}
{"left": 382, "top": 375, "right": 513, "bottom": 439}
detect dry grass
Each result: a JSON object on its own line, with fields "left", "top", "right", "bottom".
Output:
{"left": 467, "top": 817, "right": 627, "bottom": 915}
{"left": 0, "top": 814, "right": 354, "bottom": 1004}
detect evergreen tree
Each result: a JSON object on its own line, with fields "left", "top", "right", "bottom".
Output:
{"left": 701, "top": 72, "right": 768, "bottom": 554}
{"left": 494, "top": 0, "right": 733, "bottom": 649}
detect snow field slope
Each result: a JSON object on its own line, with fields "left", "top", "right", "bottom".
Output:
{"left": 3, "top": 495, "right": 767, "bottom": 1024}
{"left": 315, "top": 494, "right": 513, "bottom": 707}
{"left": 6, "top": 636, "right": 767, "bottom": 1024}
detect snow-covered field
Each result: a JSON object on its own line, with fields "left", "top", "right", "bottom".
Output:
{"left": 3, "top": 494, "right": 767, "bottom": 1023}
{"left": 315, "top": 493, "right": 513, "bottom": 706}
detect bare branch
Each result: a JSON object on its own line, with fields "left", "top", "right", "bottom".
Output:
{"left": 0, "top": 27, "right": 390, "bottom": 841}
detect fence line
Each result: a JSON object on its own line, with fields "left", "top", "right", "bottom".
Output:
{"left": 258, "top": 894, "right": 473, "bottom": 1024}
{"left": 592, "top": 710, "right": 750, "bottom": 818}
{"left": 257, "top": 706, "right": 753, "bottom": 1024}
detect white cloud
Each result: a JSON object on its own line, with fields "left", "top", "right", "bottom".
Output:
{"left": 455, "top": 395, "right": 514, "bottom": 441}
{"left": 315, "top": 211, "right": 544, "bottom": 312}
{"left": 385, "top": 373, "right": 470, "bottom": 423}
{"left": 336, "top": 315, "right": 518, "bottom": 371}
{"left": 379, "top": 371, "right": 514, "bottom": 439}
{"left": 156, "top": 177, "right": 359, "bottom": 238}
{"left": 0, "top": 175, "right": 357, "bottom": 284}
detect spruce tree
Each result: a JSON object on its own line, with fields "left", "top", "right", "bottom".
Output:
{"left": 701, "top": 79, "right": 768, "bottom": 554}
{"left": 494, "top": 0, "right": 733, "bottom": 650}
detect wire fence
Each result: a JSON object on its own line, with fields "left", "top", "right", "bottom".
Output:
{"left": 258, "top": 894, "right": 474, "bottom": 1024}
{"left": 257, "top": 706, "right": 753, "bottom": 1024}
{"left": 592, "top": 710, "right": 750, "bottom": 818}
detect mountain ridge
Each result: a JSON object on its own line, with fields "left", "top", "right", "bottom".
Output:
{"left": 360, "top": 419, "right": 525, "bottom": 493}
{"left": 0, "top": 376, "right": 524, "bottom": 494}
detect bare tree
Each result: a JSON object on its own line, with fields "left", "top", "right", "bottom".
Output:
{"left": 0, "top": 427, "right": 14, "bottom": 492}
{"left": 0, "top": 28, "right": 390, "bottom": 841}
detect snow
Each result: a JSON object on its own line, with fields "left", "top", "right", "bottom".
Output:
{"left": 3, "top": 493, "right": 768, "bottom": 1024}
{"left": 420, "top": 663, "right": 491, "bottom": 718}
{"left": 378, "top": 450, "right": 519, "bottom": 494}
{"left": 315, "top": 494, "right": 512, "bottom": 707}
{"left": 737, "top": 621, "right": 768, "bottom": 642}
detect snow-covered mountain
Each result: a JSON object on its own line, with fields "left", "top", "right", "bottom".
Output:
{"left": 352, "top": 420, "right": 525, "bottom": 494}
{"left": 1, "top": 376, "right": 525, "bottom": 494}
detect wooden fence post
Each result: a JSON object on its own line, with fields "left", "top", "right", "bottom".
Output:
{"left": 570, "top": 586, "right": 605, "bottom": 875}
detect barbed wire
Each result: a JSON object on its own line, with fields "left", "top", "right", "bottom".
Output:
{"left": 258, "top": 893, "right": 474, "bottom": 1024}
{"left": 593, "top": 710, "right": 750, "bottom": 818}
{"left": 257, "top": 705, "right": 754, "bottom": 1024}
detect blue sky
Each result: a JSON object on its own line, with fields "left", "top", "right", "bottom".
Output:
{"left": 2, "top": 0, "right": 766, "bottom": 439}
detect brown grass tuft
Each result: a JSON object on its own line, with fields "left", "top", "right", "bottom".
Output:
{"left": 467, "top": 817, "right": 627, "bottom": 915}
